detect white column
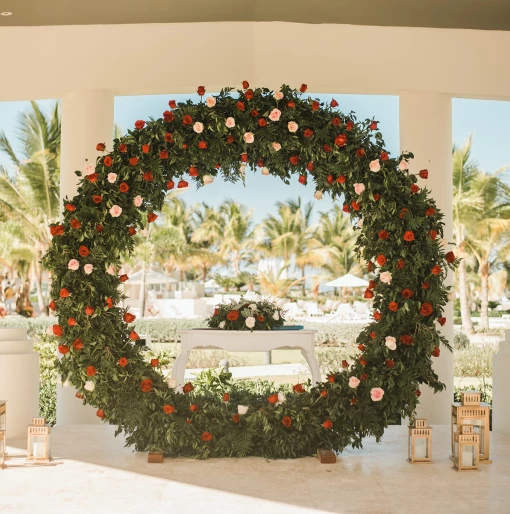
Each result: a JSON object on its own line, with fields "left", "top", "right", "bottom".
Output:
{"left": 493, "top": 330, "right": 510, "bottom": 435}
{"left": 57, "top": 90, "right": 114, "bottom": 425}
{"left": 400, "top": 91, "right": 453, "bottom": 425}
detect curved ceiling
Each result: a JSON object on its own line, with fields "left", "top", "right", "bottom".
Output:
{"left": 1, "top": 0, "right": 510, "bottom": 31}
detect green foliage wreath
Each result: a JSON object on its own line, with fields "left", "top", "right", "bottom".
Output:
{"left": 43, "top": 82, "right": 457, "bottom": 458}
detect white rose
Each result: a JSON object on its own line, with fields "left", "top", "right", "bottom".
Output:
{"left": 219, "top": 321, "right": 226, "bottom": 329}
{"left": 380, "top": 271, "right": 392, "bottom": 284}
{"left": 314, "top": 191, "right": 323, "bottom": 200}
{"left": 109, "top": 205, "right": 122, "bottom": 217}
{"left": 288, "top": 121, "right": 299, "bottom": 133}
{"left": 272, "top": 142, "right": 281, "bottom": 151}
{"left": 385, "top": 336, "right": 397, "bottom": 350}
{"left": 134, "top": 195, "right": 143, "bottom": 207}
{"left": 84, "top": 381, "right": 95, "bottom": 392}
{"left": 205, "top": 97, "right": 216, "bottom": 107}
{"left": 244, "top": 132, "right": 255, "bottom": 144}
{"left": 369, "top": 159, "right": 381, "bottom": 172}
{"left": 167, "top": 378, "right": 178, "bottom": 389}
{"left": 68, "top": 259, "right": 79, "bottom": 271}
{"left": 349, "top": 377, "right": 360, "bottom": 388}
{"left": 237, "top": 405, "right": 249, "bottom": 415}
{"left": 84, "top": 164, "right": 95, "bottom": 176}
{"left": 273, "top": 91, "right": 284, "bottom": 100}
{"left": 84, "top": 264, "right": 94, "bottom": 275}
{"left": 357, "top": 219, "right": 364, "bottom": 228}
{"left": 107, "top": 173, "right": 117, "bottom": 183}
{"left": 269, "top": 108, "right": 281, "bottom": 121}
{"left": 399, "top": 160, "right": 409, "bottom": 171}
{"left": 249, "top": 304, "right": 257, "bottom": 310}
{"left": 193, "top": 122, "right": 204, "bottom": 134}
{"left": 203, "top": 174, "right": 214, "bottom": 184}
{"left": 225, "top": 117, "right": 236, "bottom": 128}
{"left": 245, "top": 316, "right": 256, "bottom": 329}
{"left": 261, "top": 167, "right": 269, "bottom": 176}
{"left": 272, "top": 311, "right": 280, "bottom": 321}
{"left": 277, "top": 392, "right": 286, "bottom": 404}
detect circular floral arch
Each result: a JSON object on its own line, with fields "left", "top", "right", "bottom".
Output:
{"left": 44, "top": 83, "right": 456, "bottom": 458}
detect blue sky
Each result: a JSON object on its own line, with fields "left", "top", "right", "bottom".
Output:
{"left": 1, "top": 94, "right": 509, "bottom": 223}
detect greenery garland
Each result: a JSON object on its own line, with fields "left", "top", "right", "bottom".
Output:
{"left": 43, "top": 82, "right": 457, "bottom": 458}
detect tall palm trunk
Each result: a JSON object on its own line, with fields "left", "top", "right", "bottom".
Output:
{"left": 479, "top": 260, "right": 490, "bottom": 330}
{"left": 456, "top": 237, "right": 474, "bottom": 334}
{"left": 301, "top": 266, "right": 306, "bottom": 296}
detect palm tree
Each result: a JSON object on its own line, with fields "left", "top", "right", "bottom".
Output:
{"left": 0, "top": 101, "right": 61, "bottom": 314}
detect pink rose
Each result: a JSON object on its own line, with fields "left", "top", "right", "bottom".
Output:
{"left": 349, "top": 377, "right": 360, "bottom": 388}
{"left": 273, "top": 91, "right": 284, "bottom": 100}
{"left": 107, "top": 264, "right": 116, "bottom": 275}
{"left": 68, "top": 259, "right": 79, "bottom": 271}
{"left": 288, "top": 121, "right": 299, "bottom": 133}
{"left": 354, "top": 183, "right": 365, "bottom": 195}
{"left": 269, "top": 108, "right": 281, "bottom": 121}
{"left": 371, "top": 387, "right": 385, "bottom": 402}
{"left": 314, "top": 191, "right": 323, "bottom": 200}
{"left": 193, "top": 122, "right": 204, "bottom": 134}
{"left": 272, "top": 142, "right": 282, "bottom": 151}
{"left": 134, "top": 195, "right": 143, "bottom": 207}
{"left": 398, "top": 160, "right": 409, "bottom": 171}
{"left": 84, "top": 164, "right": 95, "bottom": 176}
{"left": 84, "top": 264, "right": 94, "bottom": 275}
{"left": 225, "top": 117, "right": 236, "bottom": 128}
{"left": 369, "top": 160, "right": 381, "bottom": 172}
{"left": 261, "top": 167, "right": 269, "bottom": 176}
{"left": 380, "top": 271, "right": 392, "bottom": 284}
{"left": 203, "top": 175, "right": 214, "bottom": 184}
{"left": 107, "top": 173, "right": 117, "bottom": 183}
{"left": 385, "top": 336, "right": 396, "bottom": 350}
{"left": 205, "top": 97, "right": 216, "bottom": 107}
{"left": 244, "top": 132, "right": 255, "bottom": 144}
{"left": 109, "top": 205, "right": 122, "bottom": 217}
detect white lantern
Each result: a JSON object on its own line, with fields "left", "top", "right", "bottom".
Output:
{"left": 26, "top": 418, "right": 51, "bottom": 464}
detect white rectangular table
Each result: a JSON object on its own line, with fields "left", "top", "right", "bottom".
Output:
{"left": 171, "top": 329, "right": 321, "bottom": 385}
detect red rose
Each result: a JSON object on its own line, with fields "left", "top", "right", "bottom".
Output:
{"left": 369, "top": 331, "right": 376, "bottom": 340}
{"left": 369, "top": 121, "right": 378, "bottom": 130}
{"left": 334, "top": 134, "right": 347, "bottom": 147}
{"left": 432, "top": 346, "right": 440, "bottom": 357}
{"left": 48, "top": 300, "right": 56, "bottom": 311}
{"left": 327, "top": 175, "right": 334, "bottom": 184}
{"left": 190, "top": 404, "right": 199, "bottom": 412}
{"left": 360, "top": 373, "right": 369, "bottom": 381}
{"left": 86, "top": 366, "right": 97, "bottom": 376}
{"left": 58, "top": 345, "right": 70, "bottom": 354}
{"left": 410, "top": 184, "right": 419, "bottom": 193}
{"left": 96, "top": 143, "right": 106, "bottom": 151}
{"left": 298, "top": 175, "right": 307, "bottom": 185}
{"left": 323, "top": 419, "right": 333, "bottom": 429}
{"left": 356, "top": 148, "right": 365, "bottom": 158}
{"left": 97, "top": 409, "right": 105, "bottom": 419}
{"left": 415, "top": 389, "right": 422, "bottom": 397}
{"left": 119, "top": 182, "right": 129, "bottom": 193}
{"left": 85, "top": 306, "right": 95, "bottom": 316}
{"left": 331, "top": 117, "right": 341, "bottom": 126}
{"left": 67, "top": 317, "right": 77, "bottom": 326}
{"left": 425, "top": 207, "right": 436, "bottom": 217}
{"left": 256, "top": 159, "right": 265, "bottom": 168}
{"left": 396, "top": 259, "right": 405, "bottom": 269}
{"left": 323, "top": 144, "right": 332, "bottom": 153}
{"left": 148, "top": 213, "right": 158, "bottom": 223}
{"left": 359, "top": 356, "right": 367, "bottom": 365}
{"left": 380, "top": 151, "right": 389, "bottom": 161}
{"left": 198, "top": 141, "right": 207, "bottom": 150}
{"left": 106, "top": 297, "right": 114, "bottom": 309}
{"left": 223, "top": 393, "right": 230, "bottom": 402}
{"left": 351, "top": 201, "right": 360, "bottom": 211}
{"left": 197, "top": 86, "right": 206, "bottom": 96}
{"left": 287, "top": 101, "right": 296, "bottom": 108}
{"left": 303, "top": 128, "right": 314, "bottom": 138}
{"left": 385, "top": 359, "right": 395, "bottom": 369}
{"left": 163, "top": 404, "right": 175, "bottom": 414}
{"left": 96, "top": 224, "right": 103, "bottom": 233}
{"left": 341, "top": 360, "right": 348, "bottom": 369}
{"left": 378, "top": 230, "right": 389, "bottom": 240}
{"left": 50, "top": 224, "right": 64, "bottom": 236}
{"left": 337, "top": 175, "right": 346, "bottom": 184}
{"left": 328, "top": 374, "right": 336, "bottom": 384}
{"left": 87, "top": 173, "right": 98, "bottom": 183}
{"left": 388, "top": 301, "right": 399, "bottom": 312}
{"left": 186, "top": 419, "right": 192, "bottom": 424}
{"left": 92, "top": 195, "right": 102, "bottom": 204}
{"left": 167, "top": 180, "right": 175, "bottom": 190}
{"left": 306, "top": 162, "right": 314, "bottom": 172}
{"left": 140, "top": 379, "right": 153, "bottom": 392}
{"left": 103, "top": 156, "right": 113, "bottom": 167}
{"left": 330, "top": 98, "right": 338, "bottom": 107}
{"left": 346, "top": 120, "right": 354, "bottom": 131}
{"left": 373, "top": 311, "right": 382, "bottom": 321}
{"left": 368, "top": 280, "right": 376, "bottom": 289}
{"left": 342, "top": 204, "right": 350, "bottom": 213}
{"left": 128, "top": 157, "right": 139, "bottom": 166}
{"left": 282, "top": 416, "right": 292, "bottom": 428}
{"left": 245, "top": 89, "right": 254, "bottom": 100}
{"left": 419, "top": 302, "right": 434, "bottom": 316}
{"left": 232, "top": 414, "right": 241, "bottom": 423}
{"left": 120, "top": 274, "right": 129, "bottom": 283}
{"left": 438, "top": 317, "right": 446, "bottom": 326}
{"left": 446, "top": 251, "right": 455, "bottom": 263}
{"left": 293, "top": 383, "right": 305, "bottom": 394}
{"left": 118, "top": 143, "right": 127, "bottom": 153}
{"left": 289, "top": 155, "right": 300, "bottom": 166}
{"left": 78, "top": 245, "right": 90, "bottom": 257}
{"left": 178, "top": 180, "right": 189, "bottom": 189}
{"left": 299, "top": 84, "right": 307, "bottom": 93}
{"left": 350, "top": 398, "right": 358, "bottom": 405}
{"left": 401, "top": 288, "right": 413, "bottom": 299}
{"left": 226, "top": 310, "right": 239, "bottom": 321}
{"left": 376, "top": 254, "right": 387, "bottom": 266}
{"left": 422, "top": 282, "right": 430, "bottom": 290}
{"left": 118, "top": 357, "right": 128, "bottom": 367}
{"left": 267, "top": 394, "right": 278, "bottom": 404}
{"left": 364, "top": 289, "right": 374, "bottom": 299}
{"left": 419, "top": 169, "right": 428, "bottom": 179}
{"left": 182, "top": 114, "right": 193, "bottom": 125}
{"left": 242, "top": 80, "right": 249, "bottom": 89}
{"left": 358, "top": 344, "right": 366, "bottom": 351}
{"left": 373, "top": 193, "right": 381, "bottom": 201}
{"left": 135, "top": 120, "right": 145, "bottom": 130}
{"left": 236, "top": 101, "right": 245, "bottom": 111}
{"left": 169, "top": 100, "right": 177, "bottom": 109}
{"left": 143, "top": 171, "right": 154, "bottom": 181}
{"left": 256, "top": 117, "right": 267, "bottom": 127}
{"left": 183, "top": 382, "right": 194, "bottom": 393}
{"left": 403, "top": 231, "right": 415, "bottom": 242}
{"left": 312, "top": 100, "right": 320, "bottom": 111}
{"left": 240, "top": 153, "right": 248, "bottom": 163}
{"left": 59, "top": 288, "right": 70, "bottom": 298}
{"left": 73, "top": 338, "right": 83, "bottom": 350}
{"left": 320, "top": 390, "right": 328, "bottom": 397}
{"left": 165, "top": 132, "right": 174, "bottom": 143}
{"left": 256, "top": 314, "right": 265, "bottom": 322}
{"left": 128, "top": 227, "right": 136, "bottom": 236}
{"left": 129, "top": 330, "right": 140, "bottom": 340}
{"left": 400, "top": 335, "right": 414, "bottom": 346}
{"left": 399, "top": 208, "right": 408, "bottom": 219}
{"left": 431, "top": 264, "right": 442, "bottom": 275}
{"left": 123, "top": 312, "right": 136, "bottom": 323}
{"left": 201, "top": 432, "right": 213, "bottom": 442}
{"left": 163, "top": 111, "right": 175, "bottom": 122}
{"left": 70, "top": 219, "right": 81, "bottom": 229}
{"left": 367, "top": 262, "right": 374, "bottom": 272}
{"left": 75, "top": 393, "right": 84, "bottom": 400}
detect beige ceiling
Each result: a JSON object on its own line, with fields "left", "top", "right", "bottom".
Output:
{"left": 1, "top": 0, "right": 510, "bottom": 30}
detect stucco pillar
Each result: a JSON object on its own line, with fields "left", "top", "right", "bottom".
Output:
{"left": 493, "top": 330, "right": 510, "bottom": 434}
{"left": 399, "top": 91, "right": 453, "bottom": 425}
{"left": 57, "top": 90, "right": 114, "bottom": 425}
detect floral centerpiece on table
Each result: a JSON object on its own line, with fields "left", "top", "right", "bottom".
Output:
{"left": 207, "top": 297, "right": 285, "bottom": 331}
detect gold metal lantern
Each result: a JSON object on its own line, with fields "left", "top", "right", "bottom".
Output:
{"left": 453, "top": 425, "right": 479, "bottom": 471}
{"left": 408, "top": 418, "right": 433, "bottom": 463}
{"left": 26, "top": 418, "right": 51, "bottom": 464}
{"left": 451, "top": 390, "right": 490, "bottom": 463}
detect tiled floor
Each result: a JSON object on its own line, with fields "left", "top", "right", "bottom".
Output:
{"left": 1, "top": 424, "right": 509, "bottom": 514}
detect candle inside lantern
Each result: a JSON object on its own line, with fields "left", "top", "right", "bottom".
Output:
{"left": 33, "top": 442, "right": 45, "bottom": 459}
{"left": 462, "top": 445, "right": 474, "bottom": 467}
{"left": 414, "top": 438, "right": 427, "bottom": 459}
